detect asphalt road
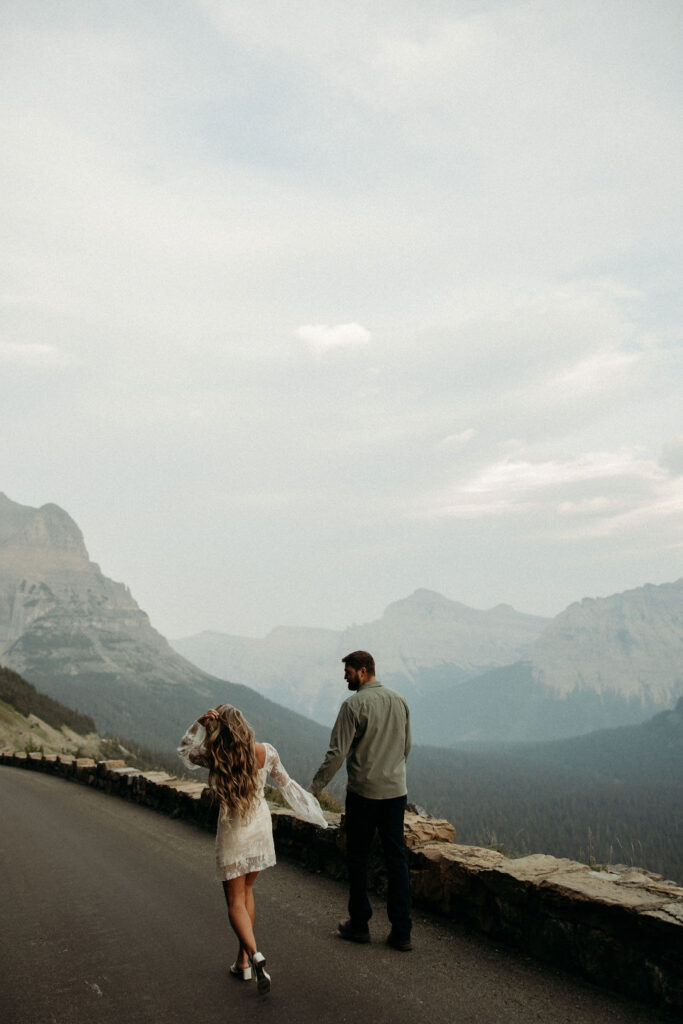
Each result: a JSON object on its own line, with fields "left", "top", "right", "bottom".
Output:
{"left": 0, "top": 767, "right": 674, "bottom": 1024}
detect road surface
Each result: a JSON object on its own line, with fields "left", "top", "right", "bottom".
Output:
{"left": 0, "top": 767, "right": 674, "bottom": 1024}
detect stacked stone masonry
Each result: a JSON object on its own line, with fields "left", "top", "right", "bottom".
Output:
{"left": 2, "top": 750, "right": 681, "bottom": 1013}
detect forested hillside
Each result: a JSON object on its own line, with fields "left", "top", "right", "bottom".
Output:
{"left": 0, "top": 664, "right": 96, "bottom": 735}
{"left": 408, "top": 699, "right": 683, "bottom": 883}
{"left": 0, "top": 663, "right": 193, "bottom": 772}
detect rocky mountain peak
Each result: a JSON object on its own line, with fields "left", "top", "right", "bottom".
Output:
{"left": 0, "top": 495, "right": 89, "bottom": 564}
{"left": 409, "top": 588, "right": 451, "bottom": 604}
{"left": 382, "top": 589, "right": 459, "bottom": 621}
{"left": 0, "top": 493, "right": 225, "bottom": 747}
{"left": 531, "top": 579, "right": 683, "bottom": 703}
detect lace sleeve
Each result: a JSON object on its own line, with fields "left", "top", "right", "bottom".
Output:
{"left": 266, "top": 745, "right": 328, "bottom": 829}
{"left": 177, "top": 720, "right": 210, "bottom": 771}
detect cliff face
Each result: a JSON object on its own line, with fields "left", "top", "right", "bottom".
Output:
{"left": 0, "top": 493, "right": 187, "bottom": 686}
{"left": 410, "top": 580, "right": 683, "bottom": 744}
{"left": 0, "top": 494, "right": 231, "bottom": 749}
{"left": 530, "top": 580, "right": 683, "bottom": 705}
{"left": 0, "top": 495, "right": 90, "bottom": 647}
{"left": 0, "top": 496, "right": 88, "bottom": 560}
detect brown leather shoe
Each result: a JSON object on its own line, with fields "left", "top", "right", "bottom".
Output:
{"left": 338, "top": 919, "right": 370, "bottom": 943}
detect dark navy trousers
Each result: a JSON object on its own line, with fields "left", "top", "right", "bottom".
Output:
{"left": 345, "top": 790, "right": 412, "bottom": 939}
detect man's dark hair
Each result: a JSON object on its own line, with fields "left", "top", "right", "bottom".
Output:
{"left": 342, "top": 650, "right": 375, "bottom": 676}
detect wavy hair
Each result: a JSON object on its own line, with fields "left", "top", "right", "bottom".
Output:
{"left": 203, "top": 705, "right": 259, "bottom": 819}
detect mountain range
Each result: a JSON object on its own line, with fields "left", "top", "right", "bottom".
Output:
{"left": 1, "top": 492, "right": 681, "bottom": 755}
{"left": 415, "top": 580, "right": 683, "bottom": 744}
{"left": 175, "top": 580, "right": 683, "bottom": 744}
{"left": 173, "top": 588, "right": 549, "bottom": 726}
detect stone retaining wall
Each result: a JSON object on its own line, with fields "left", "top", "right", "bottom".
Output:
{"left": 2, "top": 750, "right": 681, "bottom": 1013}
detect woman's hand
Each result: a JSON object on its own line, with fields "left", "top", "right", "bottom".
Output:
{"left": 198, "top": 708, "right": 219, "bottom": 726}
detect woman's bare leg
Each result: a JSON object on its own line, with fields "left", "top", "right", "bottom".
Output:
{"left": 240, "top": 872, "right": 258, "bottom": 966}
{"left": 223, "top": 873, "right": 259, "bottom": 966}
{"left": 245, "top": 871, "right": 257, "bottom": 929}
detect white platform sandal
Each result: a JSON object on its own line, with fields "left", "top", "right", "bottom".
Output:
{"left": 250, "top": 952, "right": 271, "bottom": 995}
{"left": 229, "top": 961, "right": 252, "bottom": 981}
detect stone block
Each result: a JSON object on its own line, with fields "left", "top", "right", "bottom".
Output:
{"left": 97, "top": 759, "right": 126, "bottom": 774}
{"left": 403, "top": 811, "right": 455, "bottom": 848}
{"left": 644, "top": 902, "right": 683, "bottom": 927}
{"left": 54, "top": 754, "right": 76, "bottom": 777}
{"left": 170, "top": 781, "right": 206, "bottom": 797}
{"left": 271, "top": 807, "right": 345, "bottom": 877}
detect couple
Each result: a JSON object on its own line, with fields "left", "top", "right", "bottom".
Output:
{"left": 178, "top": 650, "right": 412, "bottom": 996}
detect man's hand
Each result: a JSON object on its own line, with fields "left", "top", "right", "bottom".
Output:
{"left": 314, "top": 788, "right": 343, "bottom": 813}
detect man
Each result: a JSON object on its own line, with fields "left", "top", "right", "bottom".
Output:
{"left": 310, "top": 650, "right": 412, "bottom": 951}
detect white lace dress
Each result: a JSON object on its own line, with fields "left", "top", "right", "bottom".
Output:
{"left": 177, "top": 721, "right": 328, "bottom": 882}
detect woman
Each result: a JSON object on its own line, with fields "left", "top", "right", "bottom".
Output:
{"left": 178, "top": 704, "right": 328, "bottom": 995}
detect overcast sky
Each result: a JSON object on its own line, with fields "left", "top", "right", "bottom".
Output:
{"left": 2, "top": 0, "right": 682, "bottom": 639}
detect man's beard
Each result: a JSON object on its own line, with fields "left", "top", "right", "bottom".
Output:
{"left": 347, "top": 679, "right": 359, "bottom": 691}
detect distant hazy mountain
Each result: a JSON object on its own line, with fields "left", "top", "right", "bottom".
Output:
{"left": 417, "top": 580, "right": 683, "bottom": 744}
{"left": 0, "top": 494, "right": 330, "bottom": 781}
{"left": 175, "top": 579, "right": 683, "bottom": 745}
{"left": 531, "top": 581, "right": 683, "bottom": 705}
{"left": 173, "top": 589, "right": 549, "bottom": 727}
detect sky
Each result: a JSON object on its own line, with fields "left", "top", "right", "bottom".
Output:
{"left": 2, "top": 0, "right": 682, "bottom": 639}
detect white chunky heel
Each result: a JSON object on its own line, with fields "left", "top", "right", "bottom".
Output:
{"left": 250, "top": 952, "right": 271, "bottom": 995}
{"left": 229, "top": 961, "right": 252, "bottom": 981}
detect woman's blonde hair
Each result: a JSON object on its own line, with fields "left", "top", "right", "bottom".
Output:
{"left": 203, "top": 705, "right": 259, "bottom": 818}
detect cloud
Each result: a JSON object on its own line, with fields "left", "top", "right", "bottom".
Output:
{"left": 465, "top": 451, "right": 660, "bottom": 494}
{"left": 295, "top": 322, "right": 372, "bottom": 356}
{"left": 545, "top": 349, "right": 640, "bottom": 395}
{"left": 422, "top": 447, "right": 683, "bottom": 541}
{"left": 439, "top": 429, "right": 476, "bottom": 448}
